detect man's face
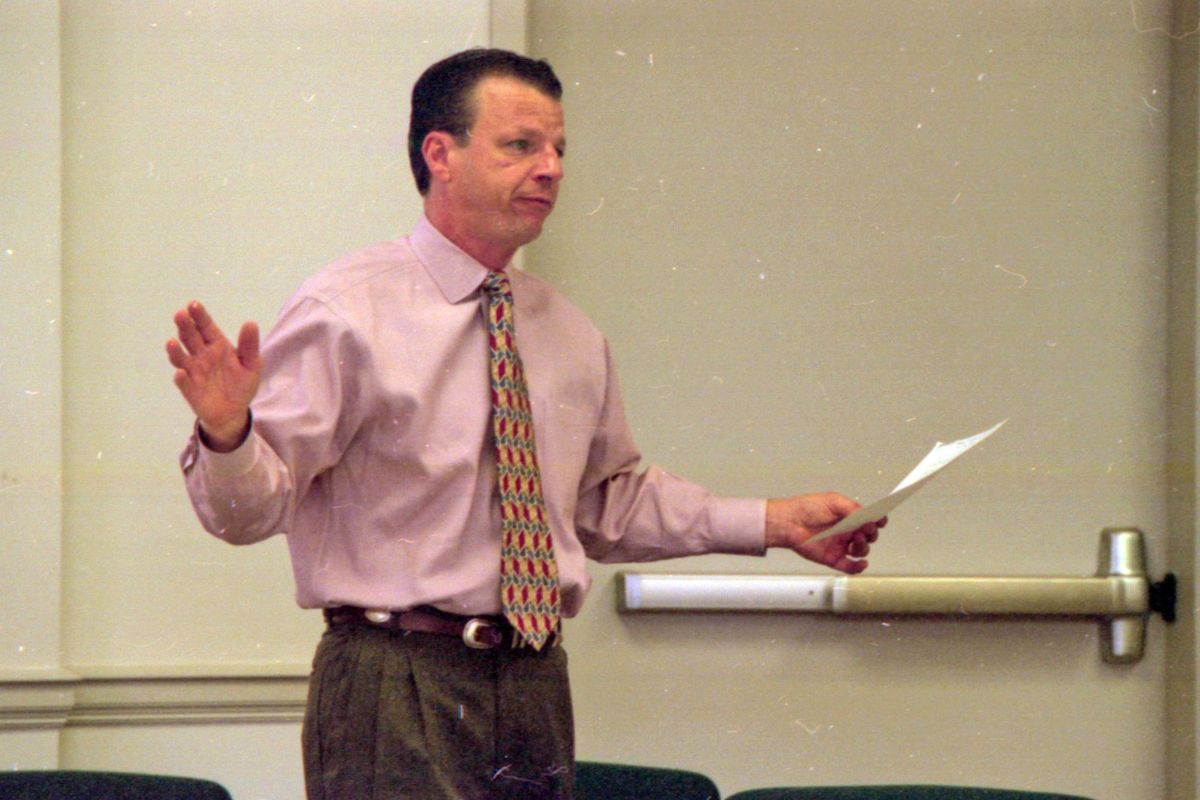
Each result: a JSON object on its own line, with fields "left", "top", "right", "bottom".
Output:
{"left": 442, "top": 75, "right": 566, "bottom": 260}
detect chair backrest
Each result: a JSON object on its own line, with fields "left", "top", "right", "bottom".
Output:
{"left": 725, "top": 787, "right": 1091, "bottom": 800}
{"left": 0, "top": 770, "right": 234, "bottom": 800}
{"left": 575, "top": 760, "right": 721, "bottom": 800}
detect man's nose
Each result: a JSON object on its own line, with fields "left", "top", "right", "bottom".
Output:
{"left": 535, "top": 145, "right": 563, "bottom": 183}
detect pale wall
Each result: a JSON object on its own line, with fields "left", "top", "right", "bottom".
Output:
{"left": 3, "top": 1, "right": 1197, "bottom": 799}
{"left": 1, "top": 2, "right": 511, "bottom": 797}
{"left": 528, "top": 2, "right": 1191, "bottom": 798}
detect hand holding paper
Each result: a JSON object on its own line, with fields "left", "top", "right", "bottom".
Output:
{"left": 808, "top": 419, "right": 1007, "bottom": 545}
{"left": 765, "top": 492, "right": 885, "bottom": 574}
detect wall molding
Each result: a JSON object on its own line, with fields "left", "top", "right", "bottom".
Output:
{"left": 0, "top": 667, "right": 309, "bottom": 731}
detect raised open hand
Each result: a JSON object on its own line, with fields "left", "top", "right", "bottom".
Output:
{"left": 166, "top": 301, "right": 262, "bottom": 451}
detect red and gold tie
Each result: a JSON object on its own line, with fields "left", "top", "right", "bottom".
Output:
{"left": 483, "top": 271, "right": 560, "bottom": 650}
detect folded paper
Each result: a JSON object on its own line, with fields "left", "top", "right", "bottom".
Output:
{"left": 809, "top": 419, "right": 1007, "bottom": 544}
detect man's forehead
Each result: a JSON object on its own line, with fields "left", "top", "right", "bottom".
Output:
{"left": 471, "top": 75, "right": 563, "bottom": 123}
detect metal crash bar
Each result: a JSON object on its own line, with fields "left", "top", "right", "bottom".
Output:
{"left": 618, "top": 528, "right": 1176, "bottom": 664}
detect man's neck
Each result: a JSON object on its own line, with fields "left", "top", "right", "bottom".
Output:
{"left": 424, "top": 203, "right": 515, "bottom": 271}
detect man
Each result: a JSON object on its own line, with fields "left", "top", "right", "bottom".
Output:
{"left": 166, "top": 48, "right": 883, "bottom": 800}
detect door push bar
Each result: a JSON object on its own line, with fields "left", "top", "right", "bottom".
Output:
{"left": 618, "top": 528, "right": 1176, "bottom": 663}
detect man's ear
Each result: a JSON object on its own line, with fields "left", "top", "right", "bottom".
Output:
{"left": 422, "top": 131, "right": 457, "bottom": 186}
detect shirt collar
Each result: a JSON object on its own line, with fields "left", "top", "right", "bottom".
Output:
{"left": 409, "top": 215, "right": 499, "bottom": 304}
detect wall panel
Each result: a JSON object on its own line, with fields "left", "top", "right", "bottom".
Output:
{"left": 1, "top": 0, "right": 64, "bottom": 679}
{"left": 529, "top": 2, "right": 1178, "bottom": 796}
{"left": 2, "top": 2, "right": 506, "bottom": 794}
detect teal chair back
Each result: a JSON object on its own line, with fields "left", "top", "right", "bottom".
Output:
{"left": 0, "top": 771, "right": 233, "bottom": 800}
{"left": 575, "top": 760, "right": 720, "bottom": 799}
{"left": 725, "top": 787, "right": 1091, "bottom": 800}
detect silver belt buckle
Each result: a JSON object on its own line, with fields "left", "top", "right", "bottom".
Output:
{"left": 462, "top": 618, "right": 497, "bottom": 649}
{"left": 363, "top": 608, "right": 393, "bottom": 624}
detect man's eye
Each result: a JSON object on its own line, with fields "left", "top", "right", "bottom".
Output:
{"left": 509, "top": 140, "right": 530, "bottom": 152}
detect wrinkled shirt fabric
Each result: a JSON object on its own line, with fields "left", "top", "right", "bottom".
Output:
{"left": 181, "top": 216, "right": 765, "bottom": 617}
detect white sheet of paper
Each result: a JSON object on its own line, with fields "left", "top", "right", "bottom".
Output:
{"left": 807, "top": 419, "right": 1007, "bottom": 543}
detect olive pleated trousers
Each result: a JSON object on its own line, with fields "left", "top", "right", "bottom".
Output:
{"left": 303, "top": 624, "right": 574, "bottom": 800}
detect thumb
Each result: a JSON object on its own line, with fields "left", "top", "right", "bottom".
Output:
{"left": 824, "top": 492, "right": 862, "bottom": 519}
{"left": 236, "top": 321, "right": 262, "bottom": 370}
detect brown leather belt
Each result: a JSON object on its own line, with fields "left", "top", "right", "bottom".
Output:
{"left": 324, "top": 605, "right": 531, "bottom": 650}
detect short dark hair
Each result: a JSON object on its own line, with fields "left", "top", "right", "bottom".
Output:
{"left": 408, "top": 48, "right": 563, "bottom": 195}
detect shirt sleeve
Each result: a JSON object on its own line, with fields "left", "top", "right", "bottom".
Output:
{"left": 572, "top": 341, "right": 767, "bottom": 563}
{"left": 179, "top": 296, "right": 364, "bottom": 545}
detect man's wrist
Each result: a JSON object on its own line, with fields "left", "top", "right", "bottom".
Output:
{"left": 763, "top": 498, "right": 785, "bottom": 549}
{"left": 198, "top": 412, "right": 252, "bottom": 453}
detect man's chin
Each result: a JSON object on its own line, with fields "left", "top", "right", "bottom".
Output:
{"left": 497, "top": 217, "right": 546, "bottom": 247}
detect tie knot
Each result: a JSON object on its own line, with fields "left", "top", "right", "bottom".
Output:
{"left": 482, "top": 271, "right": 511, "bottom": 298}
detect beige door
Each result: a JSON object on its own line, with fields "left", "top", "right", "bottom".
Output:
{"left": 528, "top": 2, "right": 1193, "bottom": 798}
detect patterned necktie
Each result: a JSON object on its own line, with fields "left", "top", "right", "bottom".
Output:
{"left": 482, "top": 271, "right": 560, "bottom": 650}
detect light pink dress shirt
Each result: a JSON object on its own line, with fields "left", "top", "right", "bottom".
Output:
{"left": 181, "top": 216, "right": 766, "bottom": 617}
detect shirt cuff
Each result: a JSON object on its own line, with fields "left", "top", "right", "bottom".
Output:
{"left": 194, "top": 418, "right": 259, "bottom": 478}
{"left": 709, "top": 496, "right": 768, "bottom": 556}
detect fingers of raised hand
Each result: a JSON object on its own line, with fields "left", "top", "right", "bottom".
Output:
{"left": 165, "top": 335, "right": 198, "bottom": 383}
{"left": 173, "top": 307, "right": 204, "bottom": 355}
{"left": 174, "top": 303, "right": 222, "bottom": 354}
{"left": 173, "top": 301, "right": 227, "bottom": 355}
{"left": 165, "top": 337, "right": 188, "bottom": 370}
{"left": 187, "top": 300, "right": 226, "bottom": 344}
{"left": 171, "top": 364, "right": 193, "bottom": 395}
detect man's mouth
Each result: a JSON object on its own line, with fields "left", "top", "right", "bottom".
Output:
{"left": 517, "top": 196, "right": 554, "bottom": 211}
